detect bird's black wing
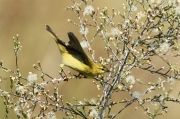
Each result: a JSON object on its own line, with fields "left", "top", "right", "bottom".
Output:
{"left": 67, "top": 32, "right": 92, "bottom": 67}
{"left": 46, "top": 25, "right": 92, "bottom": 67}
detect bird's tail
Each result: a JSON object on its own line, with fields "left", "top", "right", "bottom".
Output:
{"left": 46, "top": 25, "right": 66, "bottom": 47}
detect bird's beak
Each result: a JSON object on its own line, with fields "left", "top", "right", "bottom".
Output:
{"left": 105, "top": 67, "right": 110, "bottom": 72}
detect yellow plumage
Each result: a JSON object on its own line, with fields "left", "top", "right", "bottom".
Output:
{"left": 46, "top": 25, "right": 108, "bottom": 78}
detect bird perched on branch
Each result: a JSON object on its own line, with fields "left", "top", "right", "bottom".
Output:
{"left": 46, "top": 25, "right": 109, "bottom": 78}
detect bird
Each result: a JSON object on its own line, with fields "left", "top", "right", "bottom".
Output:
{"left": 45, "top": 25, "right": 109, "bottom": 78}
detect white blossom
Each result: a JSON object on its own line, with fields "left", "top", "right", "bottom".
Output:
{"left": 150, "top": 0, "right": 162, "bottom": 4}
{"left": 169, "top": 0, "right": 176, "bottom": 5}
{"left": 46, "top": 111, "right": 56, "bottom": 119}
{"left": 16, "top": 85, "right": 27, "bottom": 94}
{"left": 110, "top": 27, "right": 121, "bottom": 36}
{"left": 159, "top": 42, "right": 170, "bottom": 53}
{"left": 131, "top": 5, "right": 137, "bottom": 12}
{"left": 89, "top": 108, "right": 99, "bottom": 118}
{"left": 156, "top": 0, "right": 163, "bottom": 4}
{"left": 150, "top": 0, "right": 155, "bottom": 3}
{"left": 14, "top": 98, "right": 27, "bottom": 116}
{"left": 79, "top": 26, "right": 89, "bottom": 35}
{"left": 159, "top": 95, "right": 164, "bottom": 101}
{"left": 153, "top": 28, "right": 159, "bottom": 33}
{"left": 137, "top": 11, "right": 145, "bottom": 20}
{"left": 27, "top": 109, "right": 32, "bottom": 119}
{"left": 175, "top": 6, "right": 180, "bottom": 15}
{"left": 90, "top": 98, "right": 97, "bottom": 104}
{"left": 14, "top": 106, "right": 22, "bottom": 116}
{"left": 132, "top": 91, "right": 141, "bottom": 99}
{"left": 84, "top": 5, "right": 94, "bottom": 15}
{"left": 51, "top": 78, "right": 64, "bottom": 83}
{"left": 97, "top": 84, "right": 101, "bottom": 90}
{"left": 117, "top": 84, "right": 123, "bottom": 90}
{"left": 167, "top": 77, "right": 175, "bottom": 85}
{"left": 78, "top": 101, "right": 84, "bottom": 105}
{"left": 125, "top": 75, "right": 136, "bottom": 84}
{"left": 27, "top": 72, "right": 38, "bottom": 83}
{"left": 1, "top": 91, "right": 9, "bottom": 96}
{"left": 80, "top": 40, "right": 89, "bottom": 49}
{"left": 34, "top": 87, "right": 38, "bottom": 94}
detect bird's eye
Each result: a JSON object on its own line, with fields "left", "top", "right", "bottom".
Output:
{"left": 100, "top": 67, "right": 109, "bottom": 72}
{"left": 97, "top": 65, "right": 108, "bottom": 72}
{"left": 101, "top": 67, "right": 107, "bottom": 71}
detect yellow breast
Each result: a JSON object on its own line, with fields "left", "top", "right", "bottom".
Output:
{"left": 61, "top": 53, "right": 90, "bottom": 73}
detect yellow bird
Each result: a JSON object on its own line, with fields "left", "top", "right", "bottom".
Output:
{"left": 46, "top": 25, "right": 109, "bottom": 78}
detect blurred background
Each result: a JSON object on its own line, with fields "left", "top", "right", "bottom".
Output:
{"left": 0, "top": 0, "right": 180, "bottom": 118}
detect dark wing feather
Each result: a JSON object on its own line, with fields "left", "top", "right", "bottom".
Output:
{"left": 67, "top": 32, "right": 86, "bottom": 56}
{"left": 46, "top": 25, "right": 92, "bottom": 67}
{"left": 67, "top": 32, "right": 92, "bottom": 67}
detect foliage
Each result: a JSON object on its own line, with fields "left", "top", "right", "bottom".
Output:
{"left": 1, "top": 0, "right": 180, "bottom": 119}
